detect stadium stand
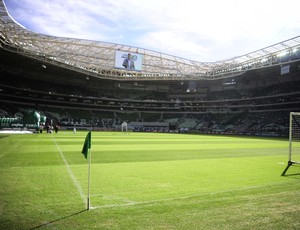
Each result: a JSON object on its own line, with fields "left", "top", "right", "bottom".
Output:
{"left": 0, "top": 1, "right": 300, "bottom": 136}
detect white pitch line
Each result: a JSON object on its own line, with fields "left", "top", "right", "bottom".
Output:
{"left": 52, "top": 135, "right": 86, "bottom": 205}
{"left": 92, "top": 199, "right": 169, "bottom": 209}
{"left": 92, "top": 182, "right": 288, "bottom": 210}
{"left": 92, "top": 194, "right": 208, "bottom": 210}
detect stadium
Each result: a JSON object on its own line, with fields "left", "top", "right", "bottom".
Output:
{"left": 0, "top": 0, "right": 300, "bottom": 229}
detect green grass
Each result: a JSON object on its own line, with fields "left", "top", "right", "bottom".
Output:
{"left": 0, "top": 131, "right": 299, "bottom": 229}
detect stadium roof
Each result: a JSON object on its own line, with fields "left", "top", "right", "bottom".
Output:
{"left": 1, "top": 0, "right": 300, "bottom": 81}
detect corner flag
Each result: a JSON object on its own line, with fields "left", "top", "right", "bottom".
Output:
{"left": 81, "top": 131, "right": 92, "bottom": 210}
{"left": 81, "top": 131, "right": 91, "bottom": 159}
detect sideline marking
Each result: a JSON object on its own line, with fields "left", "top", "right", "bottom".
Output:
{"left": 92, "top": 182, "right": 289, "bottom": 210}
{"left": 52, "top": 135, "right": 86, "bottom": 205}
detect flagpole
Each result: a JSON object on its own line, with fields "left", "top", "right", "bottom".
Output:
{"left": 87, "top": 147, "right": 92, "bottom": 210}
{"left": 81, "top": 131, "right": 92, "bottom": 210}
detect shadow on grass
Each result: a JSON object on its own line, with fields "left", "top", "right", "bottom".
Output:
{"left": 283, "top": 172, "right": 300, "bottom": 178}
{"left": 30, "top": 209, "right": 87, "bottom": 229}
{"left": 282, "top": 164, "right": 300, "bottom": 179}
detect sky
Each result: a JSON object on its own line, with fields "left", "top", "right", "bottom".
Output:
{"left": 3, "top": 0, "right": 300, "bottom": 62}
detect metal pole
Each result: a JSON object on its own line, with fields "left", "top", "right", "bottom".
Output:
{"left": 87, "top": 147, "right": 92, "bottom": 210}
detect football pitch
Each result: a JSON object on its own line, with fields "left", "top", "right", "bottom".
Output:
{"left": 0, "top": 131, "right": 299, "bottom": 229}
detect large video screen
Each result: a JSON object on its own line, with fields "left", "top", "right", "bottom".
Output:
{"left": 115, "top": 51, "right": 143, "bottom": 71}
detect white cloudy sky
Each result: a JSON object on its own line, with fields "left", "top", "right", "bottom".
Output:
{"left": 3, "top": 0, "right": 300, "bottom": 62}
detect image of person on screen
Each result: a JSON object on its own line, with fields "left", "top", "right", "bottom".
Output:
{"left": 122, "top": 53, "right": 135, "bottom": 70}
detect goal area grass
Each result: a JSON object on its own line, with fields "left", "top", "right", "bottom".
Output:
{"left": 0, "top": 131, "right": 299, "bottom": 229}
